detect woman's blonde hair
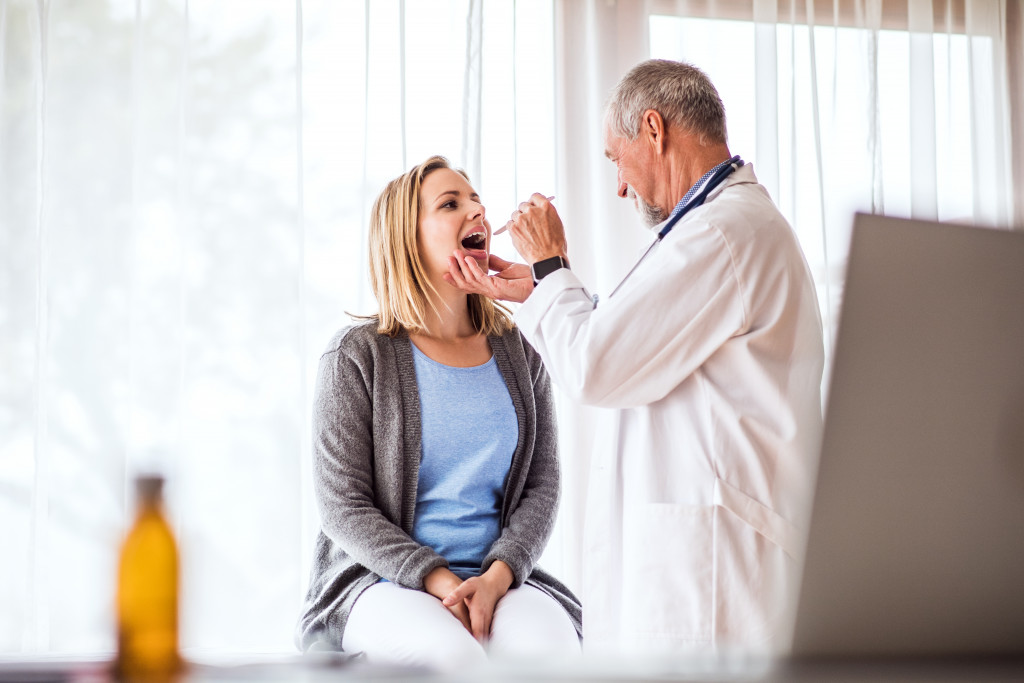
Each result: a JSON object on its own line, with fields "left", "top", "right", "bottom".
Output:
{"left": 366, "top": 155, "right": 513, "bottom": 337}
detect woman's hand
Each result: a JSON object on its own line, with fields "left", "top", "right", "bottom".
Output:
{"left": 441, "top": 561, "right": 515, "bottom": 642}
{"left": 444, "top": 253, "right": 534, "bottom": 304}
{"left": 423, "top": 566, "right": 472, "bottom": 634}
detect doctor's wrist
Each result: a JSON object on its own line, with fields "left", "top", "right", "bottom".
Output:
{"left": 530, "top": 254, "right": 570, "bottom": 285}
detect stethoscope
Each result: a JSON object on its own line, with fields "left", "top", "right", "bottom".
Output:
{"left": 606, "top": 155, "right": 744, "bottom": 300}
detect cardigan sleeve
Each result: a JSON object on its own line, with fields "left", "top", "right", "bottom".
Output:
{"left": 312, "top": 335, "right": 448, "bottom": 589}
{"left": 481, "top": 335, "right": 560, "bottom": 586}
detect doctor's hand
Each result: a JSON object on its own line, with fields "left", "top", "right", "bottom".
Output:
{"left": 505, "top": 193, "right": 568, "bottom": 265}
{"left": 444, "top": 252, "right": 534, "bottom": 303}
{"left": 441, "top": 561, "right": 514, "bottom": 642}
{"left": 424, "top": 566, "right": 473, "bottom": 635}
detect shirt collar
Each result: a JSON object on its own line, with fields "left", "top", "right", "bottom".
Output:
{"left": 667, "top": 157, "right": 735, "bottom": 221}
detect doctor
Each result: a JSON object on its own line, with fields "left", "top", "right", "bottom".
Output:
{"left": 445, "top": 59, "right": 825, "bottom": 654}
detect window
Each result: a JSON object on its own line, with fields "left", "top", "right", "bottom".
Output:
{"left": 649, "top": 4, "right": 1011, "bottom": 353}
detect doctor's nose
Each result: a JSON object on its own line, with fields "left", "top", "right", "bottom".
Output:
{"left": 615, "top": 167, "right": 629, "bottom": 199}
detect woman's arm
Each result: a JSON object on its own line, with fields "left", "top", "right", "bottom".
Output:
{"left": 312, "top": 340, "right": 448, "bottom": 589}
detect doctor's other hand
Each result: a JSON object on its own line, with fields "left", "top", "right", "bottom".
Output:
{"left": 506, "top": 193, "right": 568, "bottom": 265}
{"left": 444, "top": 252, "right": 534, "bottom": 304}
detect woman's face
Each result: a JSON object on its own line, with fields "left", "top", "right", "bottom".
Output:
{"left": 417, "top": 168, "right": 490, "bottom": 286}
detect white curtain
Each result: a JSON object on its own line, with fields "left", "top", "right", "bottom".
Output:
{"left": 2, "top": 0, "right": 1020, "bottom": 658}
{"left": 0, "top": 0, "right": 556, "bottom": 656}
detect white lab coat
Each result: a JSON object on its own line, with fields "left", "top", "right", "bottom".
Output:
{"left": 515, "top": 164, "right": 825, "bottom": 655}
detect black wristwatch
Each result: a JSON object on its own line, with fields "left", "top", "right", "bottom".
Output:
{"left": 531, "top": 255, "right": 570, "bottom": 285}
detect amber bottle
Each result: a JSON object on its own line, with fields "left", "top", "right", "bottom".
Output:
{"left": 115, "top": 475, "right": 182, "bottom": 680}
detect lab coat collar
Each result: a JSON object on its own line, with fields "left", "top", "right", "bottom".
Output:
{"left": 647, "top": 162, "right": 759, "bottom": 234}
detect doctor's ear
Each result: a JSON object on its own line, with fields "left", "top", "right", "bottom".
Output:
{"left": 641, "top": 109, "right": 667, "bottom": 154}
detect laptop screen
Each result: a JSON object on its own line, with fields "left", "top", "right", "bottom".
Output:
{"left": 791, "top": 213, "right": 1024, "bottom": 657}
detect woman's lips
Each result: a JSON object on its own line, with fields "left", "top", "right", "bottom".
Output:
{"left": 459, "top": 246, "right": 489, "bottom": 263}
{"left": 457, "top": 227, "right": 489, "bottom": 265}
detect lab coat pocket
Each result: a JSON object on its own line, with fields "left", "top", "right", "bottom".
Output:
{"left": 621, "top": 503, "right": 713, "bottom": 642}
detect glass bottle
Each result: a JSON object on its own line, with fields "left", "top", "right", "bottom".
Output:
{"left": 115, "top": 475, "right": 182, "bottom": 680}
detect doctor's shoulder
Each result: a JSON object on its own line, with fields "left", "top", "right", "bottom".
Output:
{"left": 693, "top": 184, "right": 795, "bottom": 256}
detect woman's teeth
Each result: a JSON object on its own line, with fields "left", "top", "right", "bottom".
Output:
{"left": 461, "top": 231, "right": 486, "bottom": 250}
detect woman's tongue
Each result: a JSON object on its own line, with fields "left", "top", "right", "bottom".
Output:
{"left": 459, "top": 235, "right": 488, "bottom": 262}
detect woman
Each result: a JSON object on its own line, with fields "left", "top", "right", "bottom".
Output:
{"left": 295, "top": 156, "right": 582, "bottom": 668}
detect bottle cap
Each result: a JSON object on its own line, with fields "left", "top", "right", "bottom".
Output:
{"left": 135, "top": 475, "right": 164, "bottom": 505}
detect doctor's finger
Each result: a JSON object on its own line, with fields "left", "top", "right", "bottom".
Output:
{"left": 446, "top": 254, "right": 472, "bottom": 284}
{"left": 460, "top": 255, "right": 493, "bottom": 286}
{"left": 519, "top": 194, "right": 554, "bottom": 211}
{"left": 447, "top": 255, "right": 492, "bottom": 297}
{"left": 449, "top": 250, "right": 484, "bottom": 280}
{"left": 487, "top": 253, "right": 519, "bottom": 272}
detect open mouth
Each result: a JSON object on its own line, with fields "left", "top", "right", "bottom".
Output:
{"left": 460, "top": 231, "right": 486, "bottom": 251}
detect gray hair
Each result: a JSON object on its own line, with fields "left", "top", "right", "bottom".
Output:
{"left": 605, "top": 59, "right": 728, "bottom": 145}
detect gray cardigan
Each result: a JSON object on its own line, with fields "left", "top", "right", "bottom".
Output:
{"left": 295, "top": 321, "right": 582, "bottom": 651}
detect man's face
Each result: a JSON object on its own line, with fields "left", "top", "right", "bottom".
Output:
{"left": 604, "top": 126, "right": 666, "bottom": 227}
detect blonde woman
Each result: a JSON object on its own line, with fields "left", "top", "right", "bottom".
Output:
{"left": 295, "top": 156, "right": 582, "bottom": 669}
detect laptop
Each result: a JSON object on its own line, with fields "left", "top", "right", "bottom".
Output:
{"left": 791, "top": 213, "right": 1024, "bottom": 658}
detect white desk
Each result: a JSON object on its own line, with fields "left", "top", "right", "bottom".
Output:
{"left": 3, "top": 654, "right": 1024, "bottom": 682}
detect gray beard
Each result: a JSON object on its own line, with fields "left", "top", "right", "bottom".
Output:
{"left": 628, "top": 185, "right": 665, "bottom": 228}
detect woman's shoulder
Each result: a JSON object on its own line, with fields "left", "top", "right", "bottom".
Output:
{"left": 321, "top": 319, "right": 395, "bottom": 363}
{"left": 314, "top": 322, "right": 403, "bottom": 401}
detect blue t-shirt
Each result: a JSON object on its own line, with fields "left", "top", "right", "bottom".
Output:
{"left": 410, "top": 344, "right": 519, "bottom": 579}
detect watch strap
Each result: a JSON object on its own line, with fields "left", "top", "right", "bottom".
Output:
{"left": 531, "top": 255, "right": 570, "bottom": 285}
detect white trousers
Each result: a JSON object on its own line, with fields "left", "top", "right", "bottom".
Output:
{"left": 342, "top": 582, "right": 580, "bottom": 671}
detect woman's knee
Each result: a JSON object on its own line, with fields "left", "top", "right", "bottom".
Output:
{"left": 488, "top": 585, "right": 581, "bottom": 658}
{"left": 343, "top": 582, "right": 487, "bottom": 670}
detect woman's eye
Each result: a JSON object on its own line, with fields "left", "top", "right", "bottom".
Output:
{"left": 442, "top": 200, "right": 457, "bottom": 209}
